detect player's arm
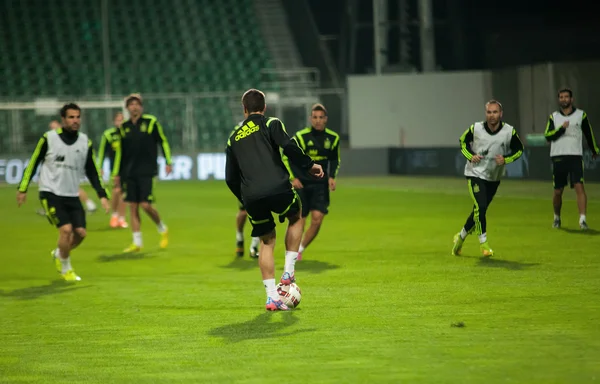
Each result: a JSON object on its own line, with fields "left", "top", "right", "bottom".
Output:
{"left": 17, "top": 134, "right": 48, "bottom": 193}
{"left": 544, "top": 114, "right": 566, "bottom": 142}
{"left": 96, "top": 131, "right": 108, "bottom": 169}
{"left": 84, "top": 140, "right": 110, "bottom": 199}
{"left": 459, "top": 124, "right": 476, "bottom": 161}
{"left": 152, "top": 119, "right": 173, "bottom": 166}
{"left": 268, "top": 118, "right": 314, "bottom": 170}
{"left": 581, "top": 112, "right": 599, "bottom": 155}
{"left": 328, "top": 133, "right": 341, "bottom": 178}
{"left": 225, "top": 145, "right": 243, "bottom": 203}
{"left": 504, "top": 128, "right": 524, "bottom": 164}
{"left": 282, "top": 132, "right": 307, "bottom": 180}
{"left": 112, "top": 129, "right": 124, "bottom": 178}
{"left": 281, "top": 144, "right": 296, "bottom": 180}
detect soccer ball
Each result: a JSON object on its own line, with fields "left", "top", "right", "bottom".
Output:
{"left": 277, "top": 282, "right": 302, "bottom": 308}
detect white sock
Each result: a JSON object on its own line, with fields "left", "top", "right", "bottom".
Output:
{"left": 133, "top": 232, "right": 143, "bottom": 247}
{"left": 86, "top": 199, "right": 96, "bottom": 210}
{"left": 111, "top": 212, "right": 118, "bottom": 218}
{"left": 285, "top": 251, "right": 298, "bottom": 274}
{"left": 60, "top": 256, "right": 72, "bottom": 274}
{"left": 250, "top": 236, "right": 259, "bottom": 248}
{"left": 119, "top": 216, "right": 126, "bottom": 221}
{"left": 554, "top": 214, "right": 561, "bottom": 221}
{"left": 54, "top": 248, "right": 61, "bottom": 258}
{"left": 580, "top": 215, "right": 587, "bottom": 224}
{"left": 478, "top": 233, "right": 487, "bottom": 244}
{"left": 236, "top": 231, "right": 243, "bottom": 242}
{"left": 157, "top": 221, "right": 167, "bottom": 234}
{"left": 460, "top": 228, "right": 468, "bottom": 240}
{"left": 299, "top": 245, "right": 305, "bottom": 253}
{"left": 263, "top": 278, "right": 278, "bottom": 300}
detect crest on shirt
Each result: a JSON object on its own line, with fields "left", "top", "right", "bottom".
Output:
{"left": 140, "top": 123, "right": 147, "bottom": 132}
{"left": 307, "top": 140, "right": 314, "bottom": 146}
{"left": 324, "top": 138, "right": 331, "bottom": 149}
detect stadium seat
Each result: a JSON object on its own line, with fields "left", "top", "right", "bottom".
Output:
{"left": 1, "top": 0, "right": 279, "bottom": 150}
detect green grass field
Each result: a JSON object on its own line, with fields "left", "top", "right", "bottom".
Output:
{"left": 1, "top": 176, "right": 599, "bottom": 383}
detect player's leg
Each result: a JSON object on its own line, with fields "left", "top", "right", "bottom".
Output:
{"left": 479, "top": 180, "right": 501, "bottom": 255}
{"left": 109, "top": 182, "right": 127, "bottom": 228}
{"left": 138, "top": 177, "right": 168, "bottom": 249}
{"left": 551, "top": 157, "right": 568, "bottom": 228}
{"left": 472, "top": 179, "right": 493, "bottom": 256}
{"left": 299, "top": 210, "right": 325, "bottom": 254}
{"left": 67, "top": 201, "right": 87, "bottom": 280}
{"left": 235, "top": 205, "right": 247, "bottom": 257}
{"left": 78, "top": 187, "right": 97, "bottom": 213}
{"left": 115, "top": 187, "right": 128, "bottom": 228}
{"left": 246, "top": 200, "right": 290, "bottom": 311}
{"left": 295, "top": 187, "right": 311, "bottom": 260}
{"left": 452, "top": 179, "right": 475, "bottom": 256}
{"left": 453, "top": 178, "right": 492, "bottom": 256}
{"left": 40, "top": 193, "right": 81, "bottom": 281}
{"left": 572, "top": 157, "right": 588, "bottom": 229}
{"left": 273, "top": 190, "right": 304, "bottom": 285}
{"left": 122, "top": 179, "right": 143, "bottom": 252}
{"left": 69, "top": 198, "right": 88, "bottom": 252}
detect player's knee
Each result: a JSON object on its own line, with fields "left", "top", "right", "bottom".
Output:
{"left": 285, "top": 209, "right": 302, "bottom": 225}
{"left": 260, "top": 230, "right": 276, "bottom": 245}
{"left": 310, "top": 211, "right": 325, "bottom": 226}
{"left": 140, "top": 202, "right": 152, "bottom": 211}
{"left": 74, "top": 227, "right": 87, "bottom": 239}
{"left": 58, "top": 224, "right": 73, "bottom": 237}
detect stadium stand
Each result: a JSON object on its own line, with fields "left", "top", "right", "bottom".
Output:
{"left": 0, "top": 0, "right": 280, "bottom": 150}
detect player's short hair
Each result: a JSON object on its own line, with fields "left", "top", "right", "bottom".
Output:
{"left": 113, "top": 111, "right": 123, "bottom": 119}
{"left": 242, "top": 89, "right": 266, "bottom": 113}
{"left": 125, "top": 93, "right": 143, "bottom": 107}
{"left": 60, "top": 103, "right": 81, "bottom": 118}
{"left": 558, "top": 87, "right": 573, "bottom": 97}
{"left": 485, "top": 99, "right": 503, "bottom": 111}
{"left": 311, "top": 103, "right": 328, "bottom": 116}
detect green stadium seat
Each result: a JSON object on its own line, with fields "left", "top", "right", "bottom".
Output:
{"left": 1, "top": 0, "right": 280, "bottom": 151}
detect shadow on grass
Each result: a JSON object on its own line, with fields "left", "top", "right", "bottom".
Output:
{"left": 96, "top": 252, "right": 156, "bottom": 262}
{"left": 221, "top": 257, "right": 258, "bottom": 271}
{"left": 221, "top": 258, "right": 341, "bottom": 275}
{"left": 473, "top": 256, "right": 540, "bottom": 271}
{"left": 558, "top": 227, "right": 600, "bottom": 236}
{"left": 208, "top": 311, "right": 315, "bottom": 343}
{"left": 0, "top": 280, "right": 91, "bottom": 300}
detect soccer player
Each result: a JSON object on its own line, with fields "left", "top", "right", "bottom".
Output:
{"left": 97, "top": 111, "right": 128, "bottom": 228}
{"left": 225, "top": 89, "right": 324, "bottom": 311}
{"left": 451, "top": 100, "right": 524, "bottom": 257}
{"left": 113, "top": 93, "right": 172, "bottom": 252}
{"left": 231, "top": 120, "right": 260, "bottom": 258}
{"left": 17, "top": 103, "right": 110, "bottom": 281}
{"left": 544, "top": 88, "right": 599, "bottom": 230}
{"left": 285, "top": 103, "right": 340, "bottom": 260}
{"left": 36, "top": 121, "right": 99, "bottom": 214}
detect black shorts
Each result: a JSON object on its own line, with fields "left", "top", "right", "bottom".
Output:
{"left": 39, "top": 192, "right": 86, "bottom": 229}
{"left": 552, "top": 155, "right": 584, "bottom": 189}
{"left": 122, "top": 176, "right": 155, "bottom": 203}
{"left": 297, "top": 182, "right": 330, "bottom": 217}
{"left": 244, "top": 190, "right": 301, "bottom": 237}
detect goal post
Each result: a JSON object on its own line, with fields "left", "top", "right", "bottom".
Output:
{"left": 0, "top": 98, "right": 126, "bottom": 156}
